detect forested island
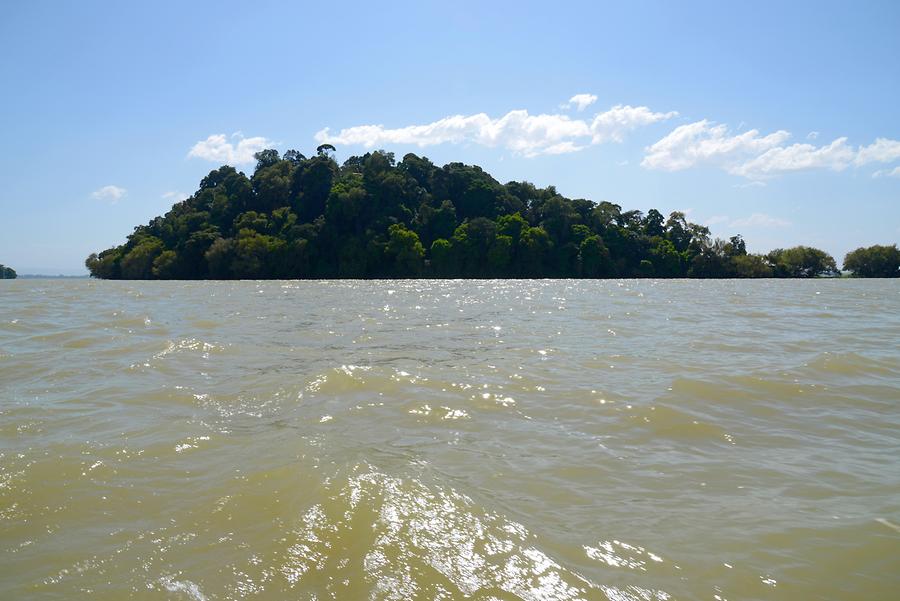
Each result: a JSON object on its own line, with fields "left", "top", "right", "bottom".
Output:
{"left": 86, "top": 147, "right": 899, "bottom": 279}
{"left": 0, "top": 264, "right": 17, "bottom": 279}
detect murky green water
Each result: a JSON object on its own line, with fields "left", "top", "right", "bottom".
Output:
{"left": 1, "top": 279, "right": 898, "bottom": 600}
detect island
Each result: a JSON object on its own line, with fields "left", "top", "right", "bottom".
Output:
{"left": 0, "top": 264, "right": 17, "bottom": 279}
{"left": 86, "top": 147, "right": 898, "bottom": 279}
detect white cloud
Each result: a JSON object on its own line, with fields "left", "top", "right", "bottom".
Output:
{"left": 589, "top": 105, "right": 678, "bottom": 144}
{"left": 855, "top": 138, "right": 900, "bottom": 166}
{"left": 92, "top": 185, "right": 127, "bottom": 203}
{"left": 729, "top": 213, "right": 791, "bottom": 228}
{"left": 643, "top": 120, "right": 900, "bottom": 180}
{"left": 641, "top": 120, "right": 790, "bottom": 173}
{"left": 315, "top": 104, "right": 676, "bottom": 158}
{"left": 807, "top": 131, "right": 819, "bottom": 140}
{"left": 564, "top": 93, "right": 598, "bottom": 111}
{"left": 732, "top": 137, "right": 855, "bottom": 179}
{"left": 162, "top": 191, "right": 189, "bottom": 202}
{"left": 873, "top": 165, "right": 900, "bottom": 178}
{"left": 188, "top": 133, "right": 274, "bottom": 165}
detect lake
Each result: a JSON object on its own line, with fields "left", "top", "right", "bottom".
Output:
{"left": 1, "top": 279, "right": 898, "bottom": 600}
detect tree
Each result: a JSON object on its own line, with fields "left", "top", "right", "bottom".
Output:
{"left": 689, "top": 245, "right": 731, "bottom": 278}
{"left": 724, "top": 235, "right": 747, "bottom": 257}
{"left": 316, "top": 143, "right": 336, "bottom": 157}
{"left": 326, "top": 175, "right": 367, "bottom": 234}
{"left": 416, "top": 200, "right": 457, "bottom": 246}
{"left": 231, "top": 231, "right": 285, "bottom": 279}
{"left": 518, "top": 226, "right": 552, "bottom": 276}
{"left": 385, "top": 223, "right": 425, "bottom": 276}
{"left": 252, "top": 160, "right": 294, "bottom": 211}
{"left": 253, "top": 149, "right": 280, "bottom": 172}
{"left": 294, "top": 155, "right": 337, "bottom": 222}
{"left": 767, "top": 246, "right": 838, "bottom": 278}
{"left": 451, "top": 218, "right": 497, "bottom": 276}
{"left": 843, "top": 244, "right": 900, "bottom": 277}
{"left": 283, "top": 149, "right": 306, "bottom": 165}
{"left": 650, "top": 239, "right": 682, "bottom": 277}
{"left": 732, "top": 254, "right": 773, "bottom": 278}
{"left": 152, "top": 250, "right": 179, "bottom": 279}
{"left": 0, "top": 264, "right": 17, "bottom": 279}
{"left": 205, "top": 238, "right": 236, "bottom": 279}
{"left": 664, "top": 211, "right": 692, "bottom": 252}
{"left": 430, "top": 238, "right": 456, "bottom": 276}
{"left": 579, "top": 236, "right": 611, "bottom": 277}
{"left": 399, "top": 153, "right": 436, "bottom": 188}
{"left": 643, "top": 209, "right": 665, "bottom": 237}
{"left": 86, "top": 249, "right": 122, "bottom": 278}
{"left": 539, "top": 196, "right": 580, "bottom": 244}
{"left": 120, "top": 237, "right": 164, "bottom": 279}
{"left": 497, "top": 212, "right": 527, "bottom": 243}
{"left": 487, "top": 235, "right": 513, "bottom": 275}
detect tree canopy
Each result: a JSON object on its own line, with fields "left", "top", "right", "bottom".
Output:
{"left": 86, "top": 148, "right": 853, "bottom": 280}
{"left": 843, "top": 244, "right": 900, "bottom": 277}
{"left": 0, "top": 264, "right": 17, "bottom": 279}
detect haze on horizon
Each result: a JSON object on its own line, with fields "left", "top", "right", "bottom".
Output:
{"left": 1, "top": 0, "right": 898, "bottom": 275}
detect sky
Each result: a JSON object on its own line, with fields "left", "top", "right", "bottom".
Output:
{"left": 1, "top": 0, "right": 898, "bottom": 274}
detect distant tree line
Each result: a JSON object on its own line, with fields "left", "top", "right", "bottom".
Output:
{"left": 85, "top": 147, "right": 893, "bottom": 279}
{"left": 0, "top": 264, "right": 17, "bottom": 279}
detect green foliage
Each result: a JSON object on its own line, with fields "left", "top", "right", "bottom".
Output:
{"left": 0, "top": 264, "right": 17, "bottom": 279}
{"left": 252, "top": 159, "right": 294, "bottom": 211}
{"left": 579, "top": 236, "right": 611, "bottom": 277}
{"left": 85, "top": 146, "right": 861, "bottom": 280}
{"left": 487, "top": 235, "right": 513, "bottom": 275}
{"left": 767, "top": 246, "right": 838, "bottom": 278}
{"left": 843, "top": 244, "right": 900, "bottom": 277}
{"left": 732, "top": 254, "right": 774, "bottom": 278}
{"left": 386, "top": 223, "right": 425, "bottom": 277}
{"left": 231, "top": 230, "right": 286, "bottom": 279}
{"left": 120, "top": 237, "right": 164, "bottom": 279}
{"left": 152, "top": 250, "right": 179, "bottom": 279}
{"left": 430, "top": 239, "right": 456, "bottom": 276}
{"left": 644, "top": 209, "right": 665, "bottom": 237}
{"left": 205, "top": 238, "right": 235, "bottom": 279}
{"left": 650, "top": 239, "right": 682, "bottom": 278}
{"left": 518, "top": 226, "right": 551, "bottom": 276}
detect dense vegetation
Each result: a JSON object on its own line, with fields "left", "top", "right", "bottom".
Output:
{"left": 0, "top": 264, "right": 17, "bottom": 279}
{"left": 87, "top": 147, "right": 851, "bottom": 280}
{"left": 842, "top": 244, "right": 900, "bottom": 277}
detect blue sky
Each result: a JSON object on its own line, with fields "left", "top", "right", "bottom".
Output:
{"left": 1, "top": 0, "right": 898, "bottom": 274}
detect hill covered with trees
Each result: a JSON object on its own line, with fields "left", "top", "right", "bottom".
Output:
{"left": 87, "top": 146, "right": 852, "bottom": 280}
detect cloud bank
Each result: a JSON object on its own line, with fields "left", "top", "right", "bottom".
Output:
{"left": 315, "top": 102, "right": 677, "bottom": 158}
{"left": 190, "top": 95, "right": 900, "bottom": 184}
{"left": 642, "top": 121, "right": 900, "bottom": 180}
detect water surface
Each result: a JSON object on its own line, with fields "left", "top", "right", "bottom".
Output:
{"left": 1, "top": 279, "right": 898, "bottom": 600}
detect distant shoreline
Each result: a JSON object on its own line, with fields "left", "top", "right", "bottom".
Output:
{"left": 17, "top": 274, "right": 90, "bottom": 279}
